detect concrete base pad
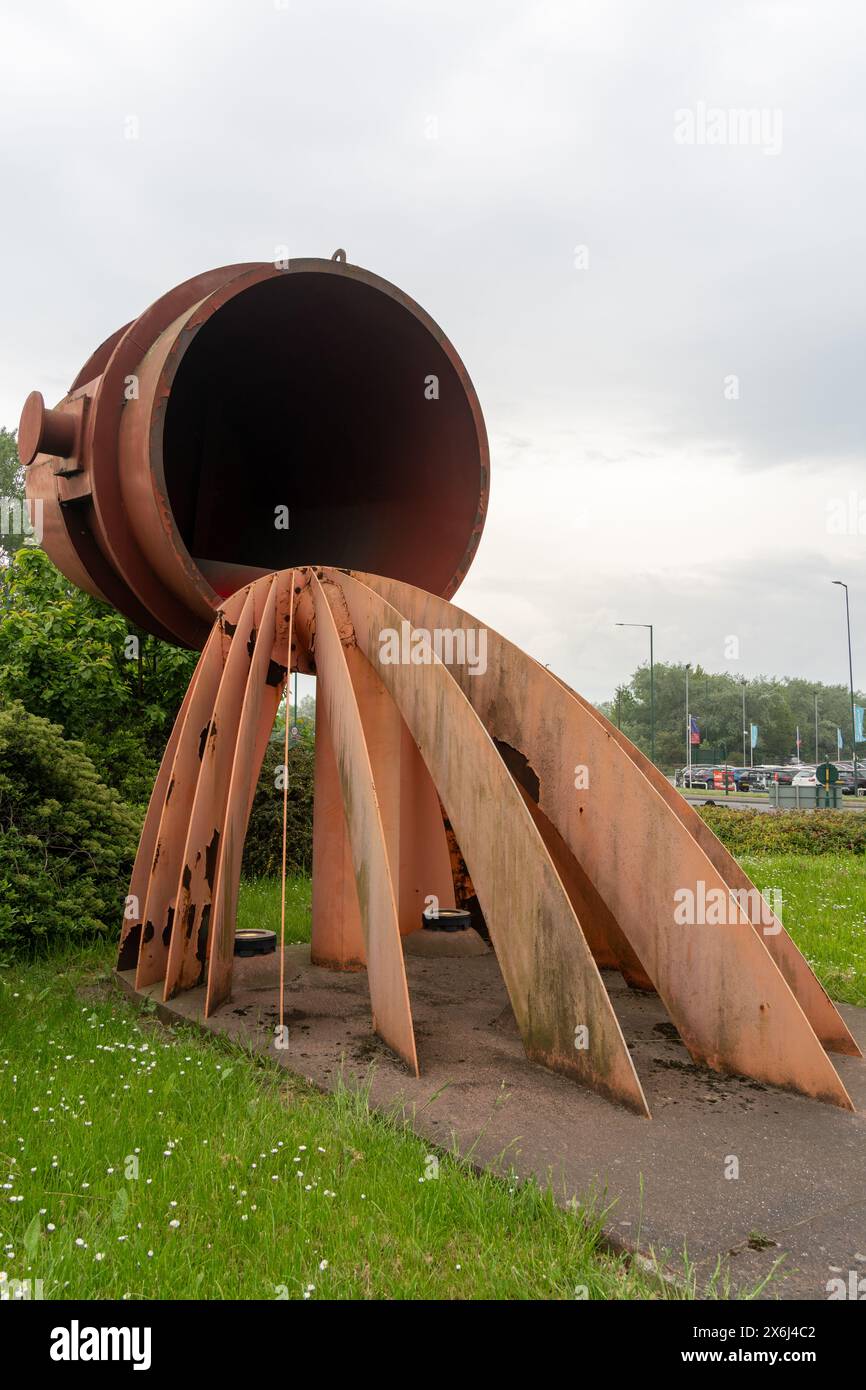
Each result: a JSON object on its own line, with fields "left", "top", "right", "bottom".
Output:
{"left": 117, "top": 944, "right": 866, "bottom": 1300}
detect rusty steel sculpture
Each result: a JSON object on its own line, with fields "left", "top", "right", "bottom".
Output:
{"left": 21, "top": 256, "right": 861, "bottom": 1117}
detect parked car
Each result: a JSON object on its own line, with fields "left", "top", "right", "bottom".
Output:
{"left": 792, "top": 768, "right": 818, "bottom": 787}
{"left": 767, "top": 766, "right": 802, "bottom": 785}
{"left": 830, "top": 761, "right": 866, "bottom": 795}
{"left": 732, "top": 767, "right": 767, "bottom": 792}
{"left": 678, "top": 765, "right": 735, "bottom": 790}
{"left": 680, "top": 765, "right": 717, "bottom": 789}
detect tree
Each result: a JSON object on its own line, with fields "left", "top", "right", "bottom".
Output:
{"left": 0, "top": 548, "right": 197, "bottom": 805}
{"left": 0, "top": 702, "right": 140, "bottom": 958}
{"left": 243, "top": 738, "right": 314, "bottom": 878}
{"left": 273, "top": 690, "right": 315, "bottom": 750}
{"left": 599, "top": 662, "right": 866, "bottom": 771}
{"left": 0, "top": 428, "right": 27, "bottom": 561}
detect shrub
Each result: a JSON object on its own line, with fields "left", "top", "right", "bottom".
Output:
{"left": 242, "top": 737, "right": 314, "bottom": 879}
{"left": 0, "top": 549, "right": 196, "bottom": 808}
{"left": 0, "top": 702, "right": 140, "bottom": 958}
{"left": 698, "top": 806, "right": 866, "bottom": 856}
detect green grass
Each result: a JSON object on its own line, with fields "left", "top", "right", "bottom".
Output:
{"left": 236, "top": 873, "right": 311, "bottom": 944}
{"left": 6, "top": 851, "right": 856, "bottom": 1302}
{"left": 682, "top": 788, "right": 769, "bottom": 801}
{"left": 0, "top": 945, "right": 672, "bottom": 1301}
{"left": 740, "top": 852, "right": 866, "bottom": 1006}
{"left": 237, "top": 859, "right": 866, "bottom": 1011}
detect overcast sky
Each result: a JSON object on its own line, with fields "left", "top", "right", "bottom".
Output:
{"left": 2, "top": 0, "right": 864, "bottom": 702}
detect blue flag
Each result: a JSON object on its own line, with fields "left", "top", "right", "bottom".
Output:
{"left": 838, "top": 727, "right": 844, "bottom": 752}
{"left": 856, "top": 705, "right": 865, "bottom": 744}
{"left": 750, "top": 723, "right": 758, "bottom": 750}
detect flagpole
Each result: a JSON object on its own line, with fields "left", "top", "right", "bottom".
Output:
{"left": 741, "top": 679, "right": 746, "bottom": 767}
{"left": 686, "top": 663, "right": 691, "bottom": 784}
{"left": 814, "top": 692, "right": 819, "bottom": 764}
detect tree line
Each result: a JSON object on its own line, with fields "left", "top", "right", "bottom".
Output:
{"left": 599, "top": 663, "right": 866, "bottom": 772}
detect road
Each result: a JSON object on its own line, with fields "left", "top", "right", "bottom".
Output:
{"left": 673, "top": 787, "right": 866, "bottom": 813}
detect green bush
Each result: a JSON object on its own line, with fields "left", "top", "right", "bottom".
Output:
{"left": 0, "top": 702, "right": 140, "bottom": 958}
{"left": 242, "top": 737, "right": 314, "bottom": 879}
{"left": 698, "top": 806, "right": 866, "bottom": 856}
{"left": 0, "top": 549, "right": 196, "bottom": 808}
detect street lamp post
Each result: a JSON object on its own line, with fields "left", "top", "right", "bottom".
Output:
{"left": 739, "top": 678, "right": 750, "bottom": 767}
{"left": 615, "top": 622, "right": 655, "bottom": 765}
{"left": 832, "top": 580, "right": 858, "bottom": 789}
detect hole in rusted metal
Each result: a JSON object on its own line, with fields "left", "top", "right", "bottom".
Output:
{"left": 118, "top": 923, "right": 141, "bottom": 970}
{"left": 493, "top": 739, "right": 540, "bottom": 803}
{"left": 204, "top": 828, "right": 220, "bottom": 891}
{"left": 196, "top": 904, "right": 211, "bottom": 971}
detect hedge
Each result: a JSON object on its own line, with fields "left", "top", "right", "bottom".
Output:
{"left": 698, "top": 806, "right": 866, "bottom": 856}
{"left": 241, "top": 738, "right": 314, "bottom": 879}
{"left": 0, "top": 702, "right": 141, "bottom": 958}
